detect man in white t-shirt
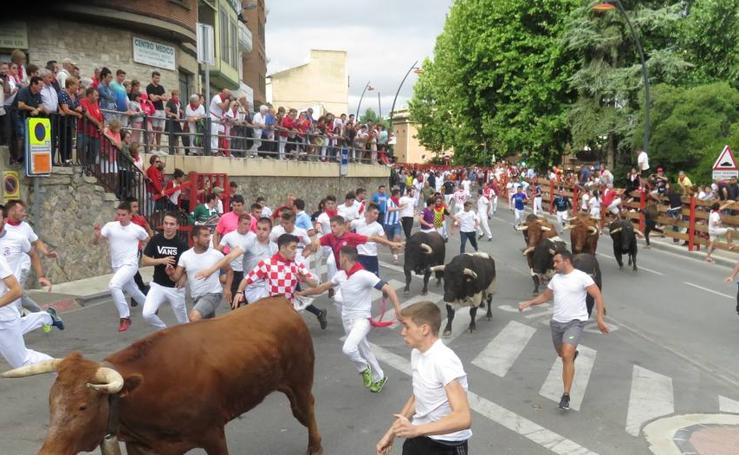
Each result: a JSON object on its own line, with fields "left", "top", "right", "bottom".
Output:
{"left": 217, "top": 213, "right": 253, "bottom": 299}
{"left": 350, "top": 202, "right": 385, "bottom": 277}
{"left": 636, "top": 149, "right": 649, "bottom": 176}
{"left": 398, "top": 188, "right": 416, "bottom": 240}
{"left": 377, "top": 301, "right": 472, "bottom": 455}
{"left": 451, "top": 186, "right": 468, "bottom": 214}
{"left": 171, "top": 225, "right": 232, "bottom": 322}
{"left": 93, "top": 202, "right": 149, "bottom": 333}
{"left": 298, "top": 245, "right": 401, "bottom": 393}
{"left": 198, "top": 217, "right": 279, "bottom": 304}
{"left": 706, "top": 201, "right": 735, "bottom": 263}
{"left": 338, "top": 192, "right": 360, "bottom": 224}
{"left": 185, "top": 94, "right": 206, "bottom": 154}
{"left": 519, "top": 250, "right": 608, "bottom": 410}
{"left": 476, "top": 189, "right": 492, "bottom": 241}
{"left": 209, "top": 88, "right": 231, "bottom": 152}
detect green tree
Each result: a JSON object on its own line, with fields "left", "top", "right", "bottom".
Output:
{"left": 359, "top": 108, "right": 388, "bottom": 128}
{"left": 633, "top": 82, "right": 739, "bottom": 183}
{"left": 409, "top": 0, "right": 580, "bottom": 167}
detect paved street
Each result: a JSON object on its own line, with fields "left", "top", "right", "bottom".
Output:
{"left": 1, "top": 208, "right": 739, "bottom": 454}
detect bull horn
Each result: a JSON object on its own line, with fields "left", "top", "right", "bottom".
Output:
{"left": 634, "top": 229, "right": 645, "bottom": 237}
{"left": 87, "top": 367, "right": 124, "bottom": 394}
{"left": 515, "top": 225, "right": 528, "bottom": 231}
{"left": 562, "top": 224, "right": 574, "bottom": 230}
{"left": 100, "top": 435, "right": 123, "bottom": 455}
{"left": 522, "top": 247, "right": 535, "bottom": 256}
{"left": 463, "top": 268, "right": 478, "bottom": 279}
{"left": 610, "top": 228, "right": 622, "bottom": 235}
{"left": 429, "top": 265, "right": 445, "bottom": 272}
{"left": 420, "top": 243, "right": 433, "bottom": 254}
{"left": 541, "top": 226, "right": 551, "bottom": 232}
{"left": 2, "top": 359, "right": 62, "bottom": 378}
{"left": 588, "top": 226, "right": 599, "bottom": 235}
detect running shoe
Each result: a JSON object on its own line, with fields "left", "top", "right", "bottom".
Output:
{"left": 559, "top": 393, "right": 570, "bottom": 410}
{"left": 118, "top": 318, "right": 132, "bottom": 333}
{"left": 46, "top": 307, "right": 65, "bottom": 330}
{"left": 317, "top": 309, "right": 328, "bottom": 330}
{"left": 361, "top": 368, "right": 373, "bottom": 388}
{"left": 369, "top": 376, "right": 388, "bottom": 393}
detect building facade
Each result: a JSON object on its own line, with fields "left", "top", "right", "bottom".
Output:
{"left": 266, "top": 49, "right": 348, "bottom": 116}
{"left": 391, "top": 109, "right": 452, "bottom": 164}
{"left": 241, "top": 0, "right": 267, "bottom": 107}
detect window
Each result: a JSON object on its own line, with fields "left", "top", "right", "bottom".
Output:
{"left": 230, "top": 20, "right": 238, "bottom": 68}
{"left": 219, "top": 9, "right": 228, "bottom": 63}
{"left": 179, "top": 71, "right": 192, "bottom": 100}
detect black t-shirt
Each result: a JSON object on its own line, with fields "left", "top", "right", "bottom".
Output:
{"left": 143, "top": 233, "right": 188, "bottom": 287}
{"left": 12, "top": 87, "right": 41, "bottom": 117}
{"left": 146, "top": 83, "right": 166, "bottom": 110}
{"left": 443, "top": 181, "right": 455, "bottom": 195}
{"left": 727, "top": 183, "right": 739, "bottom": 200}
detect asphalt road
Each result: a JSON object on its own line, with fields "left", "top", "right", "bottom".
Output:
{"left": 1, "top": 207, "right": 738, "bottom": 455}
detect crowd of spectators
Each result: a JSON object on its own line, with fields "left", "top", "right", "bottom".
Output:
{"left": 0, "top": 49, "right": 393, "bottom": 168}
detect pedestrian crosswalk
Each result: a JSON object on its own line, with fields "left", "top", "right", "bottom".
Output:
{"left": 539, "top": 345, "right": 597, "bottom": 412}
{"left": 472, "top": 320, "right": 536, "bottom": 377}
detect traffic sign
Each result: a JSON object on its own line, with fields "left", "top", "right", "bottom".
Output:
{"left": 712, "top": 145, "right": 737, "bottom": 181}
{"left": 196, "top": 23, "right": 215, "bottom": 65}
{"left": 24, "top": 117, "right": 51, "bottom": 176}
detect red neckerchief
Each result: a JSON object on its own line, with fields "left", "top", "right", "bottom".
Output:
{"left": 6, "top": 219, "right": 21, "bottom": 226}
{"left": 390, "top": 196, "right": 400, "bottom": 206}
{"left": 345, "top": 262, "right": 364, "bottom": 278}
{"left": 272, "top": 253, "right": 293, "bottom": 264}
{"left": 325, "top": 209, "right": 337, "bottom": 218}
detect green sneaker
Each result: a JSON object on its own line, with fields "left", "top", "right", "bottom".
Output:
{"left": 369, "top": 376, "right": 388, "bottom": 393}
{"left": 361, "top": 368, "right": 373, "bottom": 388}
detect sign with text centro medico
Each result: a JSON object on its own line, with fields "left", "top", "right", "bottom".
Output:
{"left": 712, "top": 145, "right": 738, "bottom": 181}
{"left": 132, "top": 37, "right": 176, "bottom": 71}
{"left": 24, "top": 118, "right": 51, "bottom": 177}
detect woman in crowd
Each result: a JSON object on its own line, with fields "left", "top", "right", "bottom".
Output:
{"left": 58, "top": 77, "right": 83, "bottom": 165}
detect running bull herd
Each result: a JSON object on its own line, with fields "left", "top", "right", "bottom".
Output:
{"left": 1, "top": 214, "right": 641, "bottom": 454}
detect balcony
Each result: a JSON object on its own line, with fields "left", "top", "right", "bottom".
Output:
{"left": 238, "top": 22, "right": 252, "bottom": 53}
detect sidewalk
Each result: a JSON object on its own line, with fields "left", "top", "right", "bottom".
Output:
{"left": 27, "top": 267, "right": 154, "bottom": 313}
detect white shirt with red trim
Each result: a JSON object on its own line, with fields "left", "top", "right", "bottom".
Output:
{"left": 244, "top": 254, "right": 314, "bottom": 304}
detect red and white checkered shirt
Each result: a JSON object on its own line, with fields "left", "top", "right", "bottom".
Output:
{"left": 244, "top": 253, "right": 314, "bottom": 304}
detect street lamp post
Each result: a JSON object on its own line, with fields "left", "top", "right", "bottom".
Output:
{"left": 355, "top": 81, "right": 374, "bottom": 119}
{"left": 389, "top": 60, "right": 419, "bottom": 126}
{"left": 592, "top": 1, "right": 651, "bottom": 154}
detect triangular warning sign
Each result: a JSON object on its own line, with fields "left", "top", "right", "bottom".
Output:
{"left": 713, "top": 145, "right": 737, "bottom": 171}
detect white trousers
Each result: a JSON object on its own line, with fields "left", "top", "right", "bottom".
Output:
{"left": 210, "top": 120, "right": 223, "bottom": 151}
{"left": 492, "top": 195, "right": 498, "bottom": 214}
{"left": 477, "top": 209, "right": 492, "bottom": 238}
{"left": 108, "top": 264, "right": 147, "bottom": 319}
{"left": 0, "top": 316, "right": 53, "bottom": 369}
{"left": 142, "top": 282, "right": 188, "bottom": 329}
{"left": 342, "top": 317, "right": 383, "bottom": 382}
{"left": 278, "top": 136, "right": 287, "bottom": 159}
{"left": 20, "top": 311, "right": 52, "bottom": 335}
{"left": 533, "top": 197, "right": 543, "bottom": 215}
{"left": 514, "top": 209, "right": 525, "bottom": 225}
{"left": 556, "top": 210, "right": 568, "bottom": 229}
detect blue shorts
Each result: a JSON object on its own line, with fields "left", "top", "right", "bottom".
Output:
{"left": 384, "top": 223, "right": 400, "bottom": 238}
{"left": 357, "top": 255, "right": 380, "bottom": 277}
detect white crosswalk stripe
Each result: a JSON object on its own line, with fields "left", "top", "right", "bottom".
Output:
{"left": 472, "top": 320, "right": 536, "bottom": 377}
{"left": 625, "top": 365, "right": 674, "bottom": 436}
{"left": 539, "top": 345, "right": 597, "bottom": 411}
{"left": 719, "top": 395, "right": 739, "bottom": 413}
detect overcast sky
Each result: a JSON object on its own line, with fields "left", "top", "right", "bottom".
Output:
{"left": 265, "top": 0, "right": 452, "bottom": 117}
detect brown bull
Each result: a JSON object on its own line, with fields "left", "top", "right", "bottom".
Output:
{"left": 2, "top": 297, "right": 323, "bottom": 455}
{"left": 516, "top": 214, "right": 558, "bottom": 293}
{"left": 566, "top": 212, "right": 600, "bottom": 255}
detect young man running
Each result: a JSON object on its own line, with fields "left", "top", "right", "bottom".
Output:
{"left": 217, "top": 213, "right": 253, "bottom": 299}
{"left": 93, "top": 202, "right": 149, "bottom": 332}
{"left": 233, "top": 234, "right": 323, "bottom": 326}
{"left": 476, "top": 188, "right": 493, "bottom": 241}
{"left": 511, "top": 186, "right": 528, "bottom": 227}
{"left": 170, "top": 225, "right": 232, "bottom": 322}
{"left": 376, "top": 302, "right": 472, "bottom": 455}
{"left": 350, "top": 203, "right": 385, "bottom": 277}
{"left": 519, "top": 249, "right": 609, "bottom": 410}
{"left": 141, "top": 212, "right": 189, "bottom": 329}
{"left": 298, "top": 245, "right": 401, "bottom": 393}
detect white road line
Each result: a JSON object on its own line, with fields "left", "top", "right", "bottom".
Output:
{"left": 639, "top": 266, "right": 665, "bottom": 276}
{"left": 538, "top": 345, "right": 597, "bottom": 412}
{"left": 383, "top": 291, "right": 444, "bottom": 329}
{"left": 625, "top": 365, "right": 674, "bottom": 437}
{"left": 597, "top": 252, "right": 615, "bottom": 260}
{"left": 379, "top": 260, "right": 406, "bottom": 274}
{"left": 372, "top": 344, "right": 599, "bottom": 455}
{"left": 719, "top": 395, "right": 739, "bottom": 414}
{"left": 683, "top": 282, "right": 733, "bottom": 300}
{"left": 472, "top": 321, "right": 536, "bottom": 378}
{"left": 444, "top": 307, "right": 473, "bottom": 344}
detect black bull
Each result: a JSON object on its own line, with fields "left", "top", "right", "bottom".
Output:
{"left": 609, "top": 219, "right": 639, "bottom": 271}
{"left": 403, "top": 231, "right": 446, "bottom": 295}
{"left": 430, "top": 253, "right": 496, "bottom": 337}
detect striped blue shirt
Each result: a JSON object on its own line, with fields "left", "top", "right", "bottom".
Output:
{"left": 384, "top": 199, "right": 400, "bottom": 225}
